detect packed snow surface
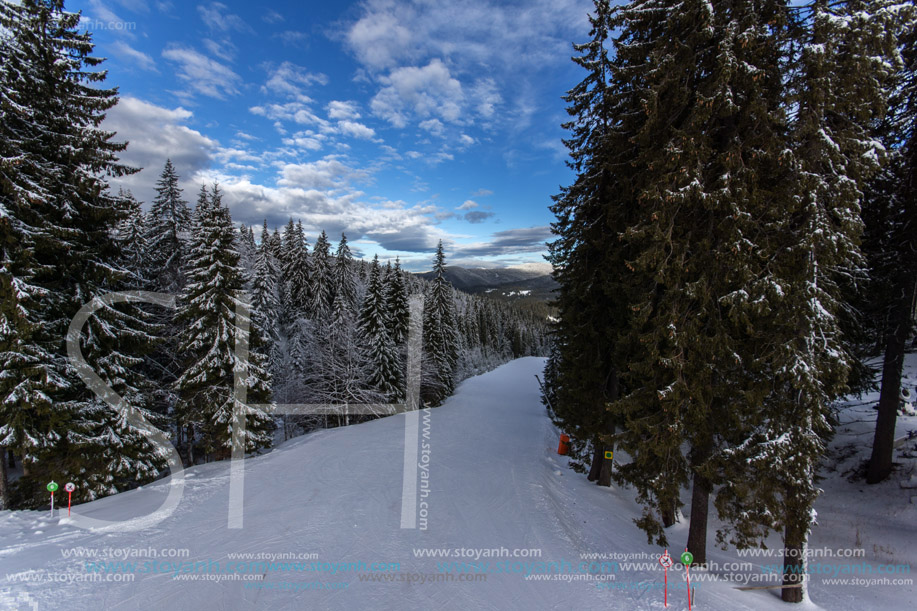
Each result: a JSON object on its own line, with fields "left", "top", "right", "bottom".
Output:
{"left": 1, "top": 357, "right": 915, "bottom": 610}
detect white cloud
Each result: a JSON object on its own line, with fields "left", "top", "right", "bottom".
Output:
{"left": 327, "top": 100, "right": 361, "bottom": 120}
{"left": 277, "top": 159, "right": 367, "bottom": 190}
{"left": 453, "top": 226, "right": 552, "bottom": 256}
{"left": 433, "top": 152, "right": 453, "bottom": 164}
{"left": 456, "top": 199, "right": 494, "bottom": 223}
{"left": 250, "top": 102, "right": 330, "bottom": 131}
{"left": 84, "top": 0, "right": 132, "bottom": 34}
{"left": 111, "top": 0, "right": 150, "bottom": 12}
{"left": 162, "top": 45, "right": 242, "bottom": 99}
{"left": 346, "top": 0, "right": 588, "bottom": 74}
{"left": 102, "top": 97, "right": 217, "bottom": 203}
{"left": 419, "top": 119, "right": 444, "bottom": 137}
{"left": 472, "top": 78, "right": 501, "bottom": 118}
{"left": 262, "top": 9, "right": 284, "bottom": 24}
{"left": 111, "top": 41, "right": 157, "bottom": 72}
{"left": 459, "top": 133, "right": 475, "bottom": 148}
{"left": 282, "top": 134, "right": 324, "bottom": 151}
{"left": 262, "top": 62, "right": 328, "bottom": 99}
{"left": 371, "top": 59, "right": 463, "bottom": 128}
{"left": 337, "top": 120, "right": 376, "bottom": 140}
{"left": 99, "top": 98, "right": 510, "bottom": 260}
{"left": 204, "top": 175, "right": 448, "bottom": 254}
{"left": 463, "top": 210, "right": 495, "bottom": 224}
{"left": 202, "top": 38, "right": 236, "bottom": 62}
{"left": 472, "top": 188, "right": 493, "bottom": 197}
{"left": 197, "top": 2, "right": 253, "bottom": 34}
{"left": 213, "top": 147, "right": 264, "bottom": 166}
{"left": 346, "top": 11, "right": 413, "bottom": 71}
{"left": 345, "top": 0, "right": 588, "bottom": 138}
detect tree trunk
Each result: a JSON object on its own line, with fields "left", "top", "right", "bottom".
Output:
{"left": 661, "top": 503, "right": 677, "bottom": 528}
{"left": 7, "top": 449, "right": 14, "bottom": 469}
{"left": 0, "top": 445, "right": 9, "bottom": 510}
{"left": 587, "top": 440, "right": 603, "bottom": 482}
{"left": 869, "top": 127, "right": 917, "bottom": 482}
{"left": 596, "top": 369, "right": 619, "bottom": 487}
{"left": 782, "top": 509, "right": 806, "bottom": 603}
{"left": 186, "top": 424, "right": 195, "bottom": 466}
{"left": 598, "top": 435, "right": 613, "bottom": 487}
{"left": 867, "top": 274, "right": 916, "bottom": 484}
{"left": 686, "top": 470, "right": 710, "bottom": 566}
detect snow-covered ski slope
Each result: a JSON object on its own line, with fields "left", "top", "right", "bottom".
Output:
{"left": 1, "top": 357, "right": 915, "bottom": 610}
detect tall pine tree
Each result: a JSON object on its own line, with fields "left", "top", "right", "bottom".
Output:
{"left": 175, "top": 185, "right": 274, "bottom": 461}
{"left": 359, "top": 256, "right": 402, "bottom": 400}
{"left": 0, "top": 0, "right": 164, "bottom": 505}
{"left": 421, "top": 242, "right": 459, "bottom": 406}
{"left": 147, "top": 159, "right": 190, "bottom": 294}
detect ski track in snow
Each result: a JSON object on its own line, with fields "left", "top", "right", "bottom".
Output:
{"left": 1, "top": 357, "right": 915, "bottom": 610}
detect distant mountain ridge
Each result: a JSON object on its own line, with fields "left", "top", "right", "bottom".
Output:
{"left": 416, "top": 266, "right": 558, "bottom": 303}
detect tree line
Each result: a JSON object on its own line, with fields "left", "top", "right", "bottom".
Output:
{"left": 0, "top": 0, "right": 548, "bottom": 510}
{"left": 544, "top": 0, "right": 915, "bottom": 604}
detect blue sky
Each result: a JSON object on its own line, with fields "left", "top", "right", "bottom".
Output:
{"left": 70, "top": 0, "right": 594, "bottom": 271}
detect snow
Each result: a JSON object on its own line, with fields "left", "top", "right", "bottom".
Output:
{"left": 1, "top": 357, "right": 915, "bottom": 610}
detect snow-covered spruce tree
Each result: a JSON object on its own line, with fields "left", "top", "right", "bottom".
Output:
{"left": 73, "top": 265, "right": 169, "bottom": 500}
{"left": 269, "top": 227, "right": 284, "bottom": 308}
{"left": 455, "top": 295, "right": 482, "bottom": 378}
{"left": 707, "top": 0, "right": 900, "bottom": 602}
{"left": 272, "top": 219, "right": 310, "bottom": 424}
{"left": 116, "top": 190, "right": 149, "bottom": 290}
{"left": 866, "top": 6, "right": 917, "bottom": 485}
{"left": 385, "top": 257, "right": 411, "bottom": 400}
{"left": 237, "top": 223, "right": 256, "bottom": 287}
{"left": 296, "top": 239, "right": 371, "bottom": 427}
{"left": 147, "top": 159, "right": 191, "bottom": 295}
{"left": 547, "top": 0, "right": 640, "bottom": 494}
{"left": 0, "top": 0, "right": 80, "bottom": 504}
{"left": 280, "top": 219, "right": 310, "bottom": 323}
{"left": 386, "top": 257, "right": 410, "bottom": 345}
{"left": 359, "top": 256, "right": 402, "bottom": 401}
{"left": 610, "top": 0, "right": 801, "bottom": 563}
{"left": 175, "top": 185, "right": 273, "bottom": 462}
{"left": 172, "top": 186, "right": 213, "bottom": 463}
{"left": 279, "top": 314, "right": 317, "bottom": 435}
{"left": 144, "top": 160, "right": 192, "bottom": 461}
{"left": 421, "top": 242, "right": 459, "bottom": 406}
{"left": 309, "top": 230, "right": 333, "bottom": 322}
{"left": 324, "top": 292, "right": 361, "bottom": 424}
{"left": 0, "top": 0, "right": 171, "bottom": 506}
{"left": 251, "top": 223, "right": 282, "bottom": 377}
{"left": 334, "top": 234, "right": 358, "bottom": 311}
{"left": 291, "top": 221, "right": 311, "bottom": 314}
{"left": 115, "top": 187, "right": 177, "bottom": 436}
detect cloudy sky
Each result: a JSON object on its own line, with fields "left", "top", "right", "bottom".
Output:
{"left": 70, "top": 0, "right": 594, "bottom": 271}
